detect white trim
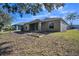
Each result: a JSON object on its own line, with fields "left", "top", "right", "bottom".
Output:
{"left": 60, "top": 21, "right": 62, "bottom": 32}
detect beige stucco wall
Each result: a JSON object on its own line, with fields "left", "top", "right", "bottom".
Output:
{"left": 60, "top": 21, "right": 68, "bottom": 32}
{"left": 23, "top": 24, "right": 29, "bottom": 31}
{"left": 23, "top": 20, "right": 68, "bottom": 32}
{"left": 38, "top": 22, "right": 42, "bottom": 32}
{"left": 41, "top": 20, "right": 60, "bottom": 32}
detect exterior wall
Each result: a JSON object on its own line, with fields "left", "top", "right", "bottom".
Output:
{"left": 38, "top": 22, "right": 42, "bottom": 32}
{"left": 71, "top": 25, "right": 79, "bottom": 29}
{"left": 60, "top": 21, "right": 68, "bottom": 32}
{"left": 13, "top": 25, "right": 22, "bottom": 31}
{"left": 23, "top": 24, "right": 29, "bottom": 31}
{"left": 41, "top": 20, "right": 60, "bottom": 32}
{"left": 29, "top": 23, "right": 39, "bottom": 32}
{"left": 52, "top": 20, "right": 60, "bottom": 32}
{"left": 23, "top": 20, "right": 68, "bottom": 32}
{"left": 41, "top": 22, "right": 48, "bottom": 32}
{"left": 24, "top": 22, "right": 41, "bottom": 32}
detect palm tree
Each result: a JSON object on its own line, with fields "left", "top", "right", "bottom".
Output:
{"left": 65, "top": 12, "right": 79, "bottom": 29}
{"left": 0, "top": 10, "right": 12, "bottom": 31}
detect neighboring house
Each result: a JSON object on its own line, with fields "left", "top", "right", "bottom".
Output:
{"left": 71, "top": 25, "right": 79, "bottom": 29}
{"left": 13, "top": 18, "right": 69, "bottom": 32}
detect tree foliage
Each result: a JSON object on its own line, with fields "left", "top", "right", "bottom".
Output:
{"left": 65, "top": 12, "right": 79, "bottom": 26}
{"left": 0, "top": 3, "right": 64, "bottom": 17}
{"left": 0, "top": 10, "right": 12, "bottom": 31}
{"left": 0, "top": 3, "right": 64, "bottom": 31}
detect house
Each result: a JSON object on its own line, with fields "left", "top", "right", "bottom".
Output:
{"left": 71, "top": 25, "right": 79, "bottom": 29}
{"left": 12, "top": 22, "right": 26, "bottom": 31}
{"left": 23, "top": 18, "right": 69, "bottom": 32}
{"left": 12, "top": 18, "right": 69, "bottom": 32}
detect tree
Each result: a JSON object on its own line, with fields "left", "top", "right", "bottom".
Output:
{"left": 65, "top": 12, "right": 79, "bottom": 29}
{"left": 0, "top": 10, "right": 12, "bottom": 31}
{"left": 0, "top": 3, "right": 64, "bottom": 31}
{"left": 0, "top": 3, "right": 64, "bottom": 17}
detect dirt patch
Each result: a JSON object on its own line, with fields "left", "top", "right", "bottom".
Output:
{"left": 0, "top": 30, "right": 79, "bottom": 56}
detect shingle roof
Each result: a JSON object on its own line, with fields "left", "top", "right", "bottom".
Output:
{"left": 30, "top": 19, "right": 41, "bottom": 23}
{"left": 42, "top": 18, "right": 69, "bottom": 25}
{"left": 43, "top": 18, "right": 63, "bottom": 21}
{"left": 12, "top": 22, "right": 27, "bottom": 26}
{"left": 13, "top": 17, "right": 69, "bottom": 25}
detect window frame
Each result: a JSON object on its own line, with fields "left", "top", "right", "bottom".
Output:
{"left": 49, "top": 22, "right": 54, "bottom": 29}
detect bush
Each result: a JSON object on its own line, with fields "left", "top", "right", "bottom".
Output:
{"left": 3, "top": 26, "right": 14, "bottom": 31}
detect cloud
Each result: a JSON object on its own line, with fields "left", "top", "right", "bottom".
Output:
{"left": 61, "top": 10, "right": 76, "bottom": 14}
{"left": 58, "top": 6, "right": 63, "bottom": 10}
{"left": 57, "top": 6, "right": 76, "bottom": 14}
{"left": 49, "top": 15, "right": 61, "bottom": 18}
{"left": 32, "top": 12, "right": 51, "bottom": 19}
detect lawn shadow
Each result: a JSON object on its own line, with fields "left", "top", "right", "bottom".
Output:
{"left": 0, "top": 41, "right": 13, "bottom": 56}
{"left": 37, "top": 31, "right": 59, "bottom": 35}
{"left": 13, "top": 31, "right": 58, "bottom": 35}
{"left": 14, "top": 31, "right": 26, "bottom": 34}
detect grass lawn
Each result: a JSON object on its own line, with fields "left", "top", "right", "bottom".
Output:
{"left": 0, "top": 30, "right": 79, "bottom": 56}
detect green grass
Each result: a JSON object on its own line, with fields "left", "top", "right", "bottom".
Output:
{"left": 53, "top": 30, "right": 79, "bottom": 38}
{"left": 0, "top": 30, "right": 79, "bottom": 56}
{"left": 45, "top": 30, "right": 79, "bottom": 55}
{"left": 52, "top": 30, "right": 79, "bottom": 41}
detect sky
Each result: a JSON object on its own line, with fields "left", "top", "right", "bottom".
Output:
{"left": 2, "top": 3, "right": 79, "bottom": 25}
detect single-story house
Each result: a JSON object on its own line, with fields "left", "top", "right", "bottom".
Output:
{"left": 12, "top": 22, "right": 26, "bottom": 31}
{"left": 70, "top": 25, "right": 79, "bottom": 29}
{"left": 13, "top": 18, "right": 69, "bottom": 32}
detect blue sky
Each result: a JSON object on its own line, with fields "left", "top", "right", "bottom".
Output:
{"left": 6, "top": 3, "right": 79, "bottom": 25}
